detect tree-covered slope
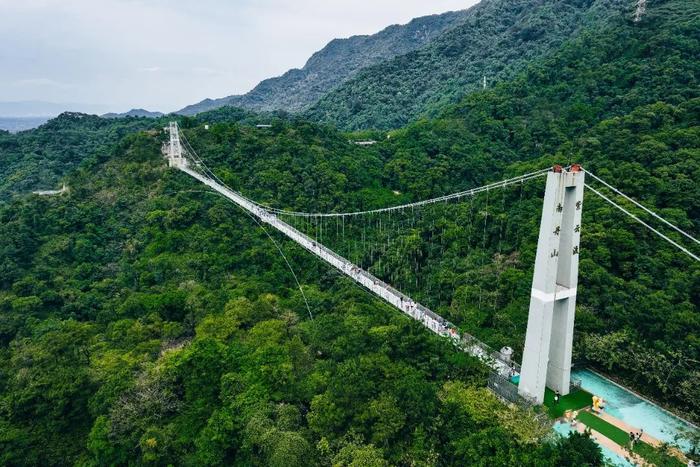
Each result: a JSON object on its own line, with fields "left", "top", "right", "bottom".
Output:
{"left": 344, "top": 0, "right": 700, "bottom": 419}
{"left": 305, "top": 0, "right": 631, "bottom": 130}
{"left": 176, "top": 9, "right": 470, "bottom": 116}
{"left": 0, "top": 120, "right": 605, "bottom": 465}
{"left": 183, "top": 0, "right": 700, "bottom": 419}
{"left": 0, "top": 112, "right": 158, "bottom": 202}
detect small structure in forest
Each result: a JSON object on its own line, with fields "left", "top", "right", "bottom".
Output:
{"left": 33, "top": 184, "right": 68, "bottom": 196}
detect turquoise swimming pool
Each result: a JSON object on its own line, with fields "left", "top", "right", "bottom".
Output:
{"left": 553, "top": 421, "right": 634, "bottom": 467}
{"left": 571, "top": 368, "right": 697, "bottom": 451}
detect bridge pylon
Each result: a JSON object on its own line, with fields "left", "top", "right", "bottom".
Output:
{"left": 164, "top": 122, "right": 187, "bottom": 168}
{"left": 518, "top": 165, "right": 584, "bottom": 404}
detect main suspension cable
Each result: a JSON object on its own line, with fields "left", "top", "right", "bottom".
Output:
{"left": 177, "top": 124, "right": 549, "bottom": 220}
{"left": 585, "top": 184, "right": 699, "bottom": 262}
{"left": 584, "top": 169, "right": 699, "bottom": 247}
{"left": 268, "top": 169, "right": 550, "bottom": 218}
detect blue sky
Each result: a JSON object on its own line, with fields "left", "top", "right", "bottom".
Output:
{"left": 0, "top": 0, "right": 476, "bottom": 113}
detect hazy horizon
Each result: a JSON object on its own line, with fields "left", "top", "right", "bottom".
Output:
{"left": 0, "top": 0, "right": 477, "bottom": 115}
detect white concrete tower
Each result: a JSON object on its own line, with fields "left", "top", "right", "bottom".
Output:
{"left": 518, "top": 165, "right": 584, "bottom": 404}
{"left": 166, "top": 122, "right": 186, "bottom": 168}
{"left": 634, "top": 0, "right": 647, "bottom": 22}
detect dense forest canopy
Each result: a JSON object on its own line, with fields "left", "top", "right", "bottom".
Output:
{"left": 305, "top": 0, "right": 630, "bottom": 130}
{"left": 0, "top": 0, "right": 698, "bottom": 464}
{"left": 0, "top": 122, "right": 606, "bottom": 465}
{"left": 0, "top": 114, "right": 156, "bottom": 201}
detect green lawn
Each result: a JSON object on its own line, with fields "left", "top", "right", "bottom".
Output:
{"left": 576, "top": 411, "right": 630, "bottom": 446}
{"left": 543, "top": 387, "right": 593, "bottom": 418}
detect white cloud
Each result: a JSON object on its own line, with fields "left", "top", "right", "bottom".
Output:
{"left": 14, "top": 78, "right": 74, "bottom": 88}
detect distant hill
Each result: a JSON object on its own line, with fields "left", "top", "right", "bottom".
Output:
{"left": 102, "top": 108, "right": 164, "bottom": 119}
{"left": 306, "top": 0, "right": 629, "bottom": 129}
{"left": 178, "top": 0, "right": 630, "bottom": 130}
{"left": 176, "top": 9, "right": 470, "bottom": 116}
{"left": 0, "top": 100, "right": 109, "bottom": 117}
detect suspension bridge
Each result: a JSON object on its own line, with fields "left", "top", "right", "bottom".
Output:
{"left": 163, "top": 122, "right": 699, "bottom": 405}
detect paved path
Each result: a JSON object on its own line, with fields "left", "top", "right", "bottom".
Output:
{"left": 569, "top": 421, "right": 646, "bottom": 466}
{"left": 597, "top": 411, "right": 661, "bottom": 447}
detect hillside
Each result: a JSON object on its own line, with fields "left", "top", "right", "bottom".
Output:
{"left": 0, "top": 107, "right": 285, "bottom": 203}
{"left": 0, "top": 113, "right": 158, "bottom": 201}
{"left": 102, "top": 108, "right": 164, "bottom": 119}
{"left": 306, "top": 0, "right": 630, "bottom": 130}
{"left": 176, "top": 10, "right": 469, "bottom": 116}
{"left": 0, "top": 119, "right": 606, "bottom": 466}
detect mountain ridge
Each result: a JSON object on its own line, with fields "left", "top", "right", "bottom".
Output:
{"left": 306, "top": 0, "right": 631, "bottom": 129}
{"left": 176, "top": 9, "right": 471, "bottom": 115}
{"left": 102, "top": 108, "right": 164, "bottom": 119}
{"left": 177, "top": 0, "right": 631, "bottom": 131}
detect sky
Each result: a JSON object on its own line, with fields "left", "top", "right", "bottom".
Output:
{"left": 0, "top": 0, "right": 477, "bottom": 114}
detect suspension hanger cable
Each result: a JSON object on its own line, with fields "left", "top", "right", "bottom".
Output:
{"left": 585, "top": 184, "right": 700, "bottom": 262}
{"left": 267, "top": 170, "right": 550, "bottom": 218}
{"left": 584, "top": 169, "right": 699, "bottom": 247}
{"left": 175, "top": 186, "right": 315, "bottom": 320}
{"left": 179, "top": 127, "right": 695, "bottom": 262}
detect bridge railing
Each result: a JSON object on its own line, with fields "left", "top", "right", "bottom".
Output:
{"left": 266, "top": 214, "right": 516, "bottom": 370}
{"left": 263, "top": 214, "right": 521, "bottom": 376}
{"left": 488, "top": 372, "right": 522, "bottom": 405}
{"left": 180, "top": 165, "right": 521, "bottom": 377}
{"left": 570, "top": 377, "right": 582, "bottom": 393}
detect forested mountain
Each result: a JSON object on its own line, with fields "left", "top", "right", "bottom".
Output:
{"left": 0, "top": 0, "right": 698, "bottom": 464}
{"left": 176, "top": 10, "right": 470, "bottom": 116}
{"left": 306, "top": 0, "right": 631, "bottom": 129}
{"left": 0, "top": 108, "right": 281, "bottom": 203}
{"left": 1, "top": 117, "right": 610, "bottom": 466}
{"left": 179, "top": 0, "right": 700, "bottom": 422}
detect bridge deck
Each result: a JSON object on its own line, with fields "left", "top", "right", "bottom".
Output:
{"left": 180, "top": 165, "right": 517, "bottom": 377}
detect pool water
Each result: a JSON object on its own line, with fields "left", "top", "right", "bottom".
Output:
{"left": 553, "top": 421, "right": 635, "bottom": 467}
{"left": 572, "top": 368, "right": 697, "bottom": 451}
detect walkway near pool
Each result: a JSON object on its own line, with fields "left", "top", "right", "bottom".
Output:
{"left": 572, "top": 368, "right": 698, "bottom": 448}
{"left": 597, "top": 411, "right": 661, "bottom": 447}
{"left": 573, "top": 409, "right": 687, "bottom": 466}
{"left": 508, "top": 369, "right": 694, "bottom": 464}
{"left": 571, "top": 422, "right": 646, "bottom": 466}
{"left": 543, "top": 386, "right": 688, "bottom": 465}
{"left": 596, "top": 410, "right": 689, "bottom": 463}
{"left": 545, "top": 390, "right": 650, "bottom": 464}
